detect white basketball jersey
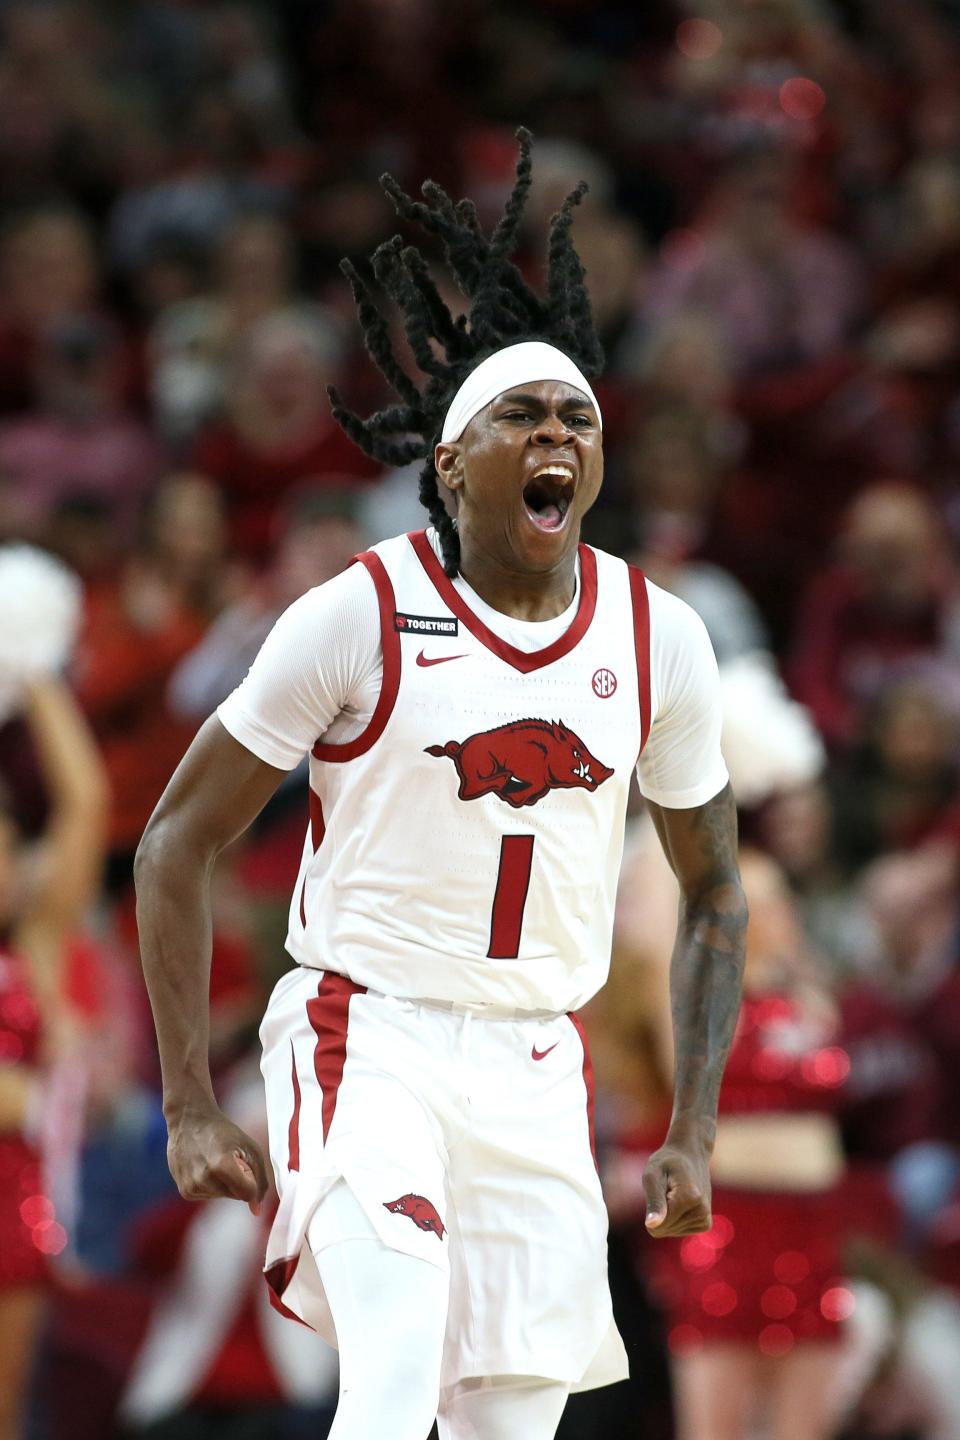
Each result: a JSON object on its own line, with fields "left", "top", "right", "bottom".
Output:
{"left": 286, "top": 530, "right": 651, "bottom": 1013}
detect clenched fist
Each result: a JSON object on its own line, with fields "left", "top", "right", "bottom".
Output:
{"left": 166, "top": 1100, "right": 270, "bottom": 1216}
{"left": 642, "top": 1132, "right": 712, "bottom": 1238}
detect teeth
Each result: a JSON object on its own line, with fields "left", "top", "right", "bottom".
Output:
{"left": 533, "top": 465, "right": 574, "bottom": 480}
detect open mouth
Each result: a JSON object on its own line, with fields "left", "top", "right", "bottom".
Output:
{"left": 522, "top": 464, "right": 576, "bottom": 533}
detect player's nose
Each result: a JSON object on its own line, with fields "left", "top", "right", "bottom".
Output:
{"left": 531, "top": 414, "right": 576, "bottom": 446}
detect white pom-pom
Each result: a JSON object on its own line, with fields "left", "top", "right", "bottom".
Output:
{"left": 0, "top": 546, "right": 82, "bottom": 720}
{"left": 720, "top": 653, "right": 825, "bottom": 807}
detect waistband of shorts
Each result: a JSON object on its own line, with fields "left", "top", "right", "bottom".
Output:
{"left": 367, "top": 988, "right": 561, "bottom": 1022}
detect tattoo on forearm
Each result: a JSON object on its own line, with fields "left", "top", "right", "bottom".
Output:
{"left": 669, "top": 785, "right": 747, "bottom": 1136}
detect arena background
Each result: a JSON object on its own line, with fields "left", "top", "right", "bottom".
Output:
{"left": 1, "top": 1, "right": 960, "bottom": 1436}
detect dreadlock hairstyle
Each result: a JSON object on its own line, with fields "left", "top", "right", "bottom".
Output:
{"left": 328, "top": 128, "right": 604, "bottom": 576}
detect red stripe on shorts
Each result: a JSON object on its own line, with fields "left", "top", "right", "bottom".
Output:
{"left": 307, "top": 972, "right": 366, "bottom": 1142}
{"left": 287, "top": 1040, "right": 302, "bottom": 1172}
{"left": 264, "top": 1255, "right": 310, "bottom": 1327}
{"left": 568, "top": 1010, "right": 599, "bottom": 1173}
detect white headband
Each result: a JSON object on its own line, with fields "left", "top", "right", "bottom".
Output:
{"left": 440, "top": 340, "right": 602, "bottom": 443}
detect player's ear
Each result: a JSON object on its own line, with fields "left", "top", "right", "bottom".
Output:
{"left": 435, "top": 442, "right": 464, "bottom": 494}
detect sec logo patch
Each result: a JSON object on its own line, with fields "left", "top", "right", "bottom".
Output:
{"left": 592, "top": 668, "right": 617, "bottom": 698}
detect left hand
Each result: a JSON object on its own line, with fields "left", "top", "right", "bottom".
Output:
{"left": 642, "top": 1132, "right": 712, "bottom": 1238}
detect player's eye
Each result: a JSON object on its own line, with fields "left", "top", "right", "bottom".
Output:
{"left": 502, "top": 410, "right": 533, "bottom": 421}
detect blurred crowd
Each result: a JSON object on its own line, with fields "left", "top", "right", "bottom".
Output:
{"left": 2, "top": 0, "right": 960, "bottom": 1437}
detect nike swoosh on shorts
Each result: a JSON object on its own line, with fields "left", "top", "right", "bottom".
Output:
{"left": 531, "top": 1043, "right": 558, "bottom": 1061}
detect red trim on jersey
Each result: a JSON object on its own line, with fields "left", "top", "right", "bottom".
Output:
{"left": 297, "top": 790, "right": 326, "bottom": 929}
{"left": 487, "top": 834, "right": 535, "bottom": 958}
{"left": 568, "top": 1010, "right": 599, "bottom": 1173}
{"left": 307, "top": 972, "right": 366, "bottom": 1143}
{"left": 287, "top": 1040, "right": 301, "bottom": 1173}
{"left": 628, "top": 566, "right": 652, "bottom": 754}
{"left": 312, "top": 552, "right": 401, "bottom": 762}
{"left": 408, "top": 530, "right": 598, "bottom": 673}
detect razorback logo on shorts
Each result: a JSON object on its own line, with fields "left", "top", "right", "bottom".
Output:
{"left": 383, "top": 1193, "right": 446, "bottom": 1240}
{"left": 426, "top": 718, "right": 613, "bottom": 809}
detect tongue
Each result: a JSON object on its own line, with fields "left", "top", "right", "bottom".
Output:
{"left": 531, "top": 502, "right": 563, "bottom": 530}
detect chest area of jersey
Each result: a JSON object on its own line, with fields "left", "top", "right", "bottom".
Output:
{"left": 391, "top": 628, "right": 639, "bottom": 814}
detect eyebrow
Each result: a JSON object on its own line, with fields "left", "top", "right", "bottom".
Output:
{"left": 495, "top": 390, "right": 596, "bottom": 414}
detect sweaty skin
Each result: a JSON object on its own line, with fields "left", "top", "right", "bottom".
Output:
{"left": 135, "top": 723, "right": 280, "bottom": 1213}
{"left": 434, "top": 379, "right": 603, "bottom": 618}
{"left": 136, "top": 376, "right": 746, "bottom": 1238}
{"left": 643, "top": 784, "right": 747, "bottom": 1237}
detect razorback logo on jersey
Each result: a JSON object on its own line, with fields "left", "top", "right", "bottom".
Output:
{"left": 426, "top": 718, "right": 613, "bottom": 808}
{"left": 383, "top": 1193, "right": 446, "bottom": 1239}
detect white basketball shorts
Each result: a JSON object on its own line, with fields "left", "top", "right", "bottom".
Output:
{"left": 260, "top": 965, "right": 629, "bottom": 1392}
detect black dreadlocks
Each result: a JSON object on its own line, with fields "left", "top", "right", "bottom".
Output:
{"left": 328, "top": 128, "right": 604, "bottom": 576}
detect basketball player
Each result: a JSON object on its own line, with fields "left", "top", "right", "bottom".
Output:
{"left": 136, "top": 131, "right": 748, "bottom": 1440}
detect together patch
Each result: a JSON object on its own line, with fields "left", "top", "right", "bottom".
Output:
{"left": 394, "top": 612, "right": 459, "bottom": 636}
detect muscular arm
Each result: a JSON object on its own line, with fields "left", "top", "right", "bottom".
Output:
{"left": 134, "top": 716, "right": 287, "bottom": 1208}
{"left": 642, "top": 782, "right": 748, "bottom": 1235}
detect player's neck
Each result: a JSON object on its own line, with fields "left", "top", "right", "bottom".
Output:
{"left": 456, "top": 538, "right": 578, "bottom": 622}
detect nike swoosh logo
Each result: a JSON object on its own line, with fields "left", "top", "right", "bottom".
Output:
{"left": 531, "top": 1043, "right": 558, "bottom": 1062}
{"left": 416, "top": 650, "right": 468, "bottom": 667}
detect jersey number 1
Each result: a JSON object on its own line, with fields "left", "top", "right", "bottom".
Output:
{"left": 488, "top": 835, "right": 535, "bottom": 959}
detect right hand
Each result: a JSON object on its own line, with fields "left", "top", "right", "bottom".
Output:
{"left": 166, "top": 1101, "right": 270, "bottom": 1216}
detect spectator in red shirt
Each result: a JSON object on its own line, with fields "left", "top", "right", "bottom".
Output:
{"left": 0, "top": 206, "right": 100, "bottom": 416}
{"left": 847, "top": 845, "right": 960, "bottom": 1245}
{"left": 193, "top": 311, "right": 378, "bottom": 564}
{"left": 645, "top": 145, "right": 863, "bottom": 377}
{"left": 72, "top": 475, "right": 228, "bottom": 876}
{"left": 0, "top": 314, "right": 165, "bottom": 546}
{"left": 168, "top": 486, "right": 366, "bottom": 722}
{"left": 827, "top": 670, "right": 960, "bottom": 872}
{"left": 149, "top": 212, "right": 315, "bottom": 447}
{"left": 789, "top": 482, "right": 960, "bottom": 748}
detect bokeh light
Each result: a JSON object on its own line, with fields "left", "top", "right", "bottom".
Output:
{"left": 780, "top": 77, "right": 827, "bottom": 121}
{"left": 701, "top": 1281, "right": 738, "bottom": 1317}
{"left": 680, "top": 1233, "right": 720, "bottom": 1271}
{"left": 676, "top": 19, "right": 724, "bottom": 61}
{"left": 31, "top": 1220, "right": 67, "bottom": 1256}
{"left": 19, "top": 1194, "right": 55, "bottom": 1228}
{"left": 801, "top": 1047, "right": 850, "bottom": 1086}
{"left": 774, "top": 1250, "right": 810, "bottom": 1285}
{"left": 668, "top": 1323, "right": 704, "bottom": 1354}
{"left": 820, "top": 1286, "right": 856, "bottom": 1322}
{"left": 710, "top": 1214, "right": 735, "bottom": 1248}
{"left": 761, "top": 1284, "right": 798, "bottom": 1319}
{"left": 759, "top": 1323, "right": 795, "bottom": 1356}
